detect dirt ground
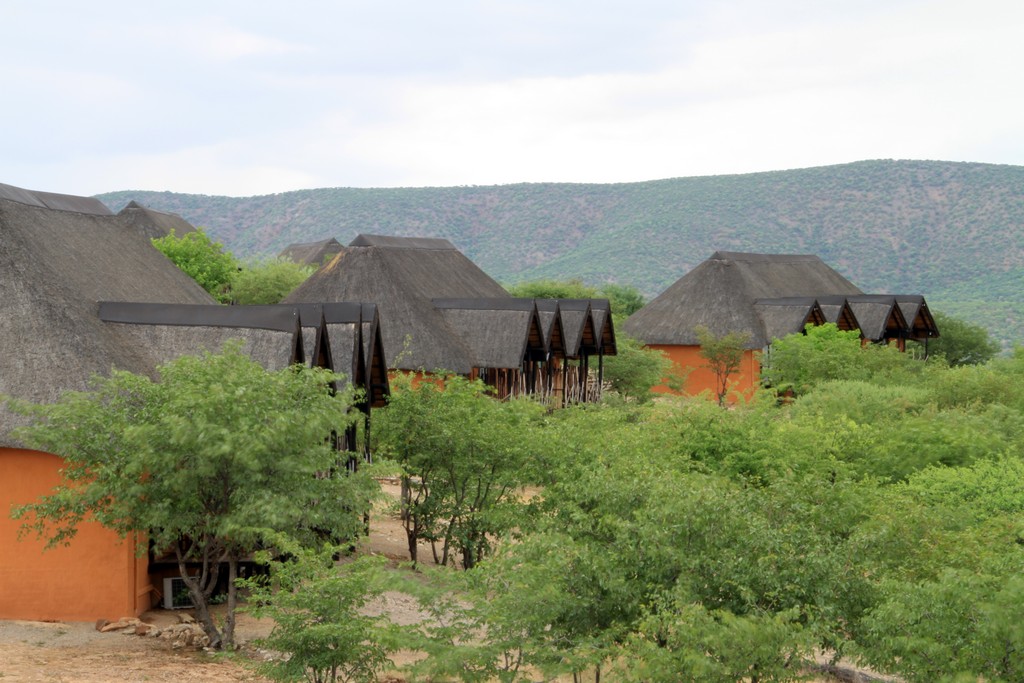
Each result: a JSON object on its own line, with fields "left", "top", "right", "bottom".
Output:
{"left": 0, "top": 482, "right": 887, "bottom": 682}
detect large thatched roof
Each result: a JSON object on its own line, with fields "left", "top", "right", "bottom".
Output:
{"left": 279, "top": 237, "right": 343, "bottom": 267}
{"left": 116, "top": 200, "right": 197, "bottom": 240}
{"left": 622, "top": 251, "right": 865, "bottom": 348}
{"left": 285, "top": 234, "right": 509, "bottom": 373}
{"left": 0, "top": 185, "right": 215, "bottom": 445}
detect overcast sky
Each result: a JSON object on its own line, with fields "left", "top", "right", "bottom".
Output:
{"left": 2, "top": 0, "right": 1022, "bottom": 197}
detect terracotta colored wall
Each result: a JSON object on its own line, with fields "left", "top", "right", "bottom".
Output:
{"left": 649, "top": 344, "right": 760, "bottom": 403}
{"left": 0, "top": 447, "right": 152, "bottom": 621}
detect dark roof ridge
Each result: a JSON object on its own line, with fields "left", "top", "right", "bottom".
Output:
{"left": 99, "top": 302, "right": 300, "bottom": 333}
{"left": 349, "top": 234, "right": 456, "bottom": 250}
{"left": 711, "top": 251, "right": 823, "bottom": 262}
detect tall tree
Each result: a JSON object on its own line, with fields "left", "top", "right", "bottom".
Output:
{"left": 10, "top": 345, "right": 375, "bottom": 649}
{"left": 375, "top": 373, "right": 542, "bottom": 568}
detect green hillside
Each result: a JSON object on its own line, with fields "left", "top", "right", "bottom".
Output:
{"left": 97, "top": 159, "right": 1024, "bottom": 349}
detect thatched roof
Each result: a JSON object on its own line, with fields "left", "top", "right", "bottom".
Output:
{"left": 279, "top": 237, "right": 343, "bottom": 267}
{"left": 816, "top": 296, "right": 862, "bottom": 333}
{"left": 534, "top": 299, "right": 566, "bottom": 358}
{"left": 895, "top": 295, "right": 940, "bottom": 340}
{"left": 0, "top": 185, "right": 214, "bottom": 445}
{"left": 753, "top": 298, "right": 826, "bottom": 343}
{"left": 284, "top": 234, "right": 509, "bottom": 373}
{"left": 99, "top": 302, "right": 303, "bottom": 371}
{"left": 846, "top": 295, "right": 910, "bottom": 342}
{"left": 557, "top": 299, "right": 600, "bottom": 358}
{"left": 0, "top": 182, "right": 112, "bottom": 215}
{"left": 590, "top": 299, "right": 617, "bottom": 355}
{"left": 622, "top": 251, "right": 864, "bottom": 348}
{"left": 433, "top": 299, "right": 546, "bottom": 369}
{"left": 116, "top": 200, "right": 197, "bottom": 240}
{"left": 359, "top": 303, "right": 390, "bottom": 408}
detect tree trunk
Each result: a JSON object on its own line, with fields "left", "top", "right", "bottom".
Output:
{"left": 223, "top": 556, "right": 238, "bottom": 649}
{"left": 175, "top": 548, "right": 222, "bottom": 649}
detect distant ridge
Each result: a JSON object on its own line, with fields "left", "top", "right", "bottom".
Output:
{"left": 96, "top": 160, "right": 1024, "bottom": 348}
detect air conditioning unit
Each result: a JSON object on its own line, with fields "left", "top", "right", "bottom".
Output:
{"left": 162, "top": 576, "right": 195, "bottom": 610}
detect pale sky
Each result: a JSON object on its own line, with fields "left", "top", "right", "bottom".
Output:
{"left": 2, "top": 0, "right": 1022, "bottom": 197}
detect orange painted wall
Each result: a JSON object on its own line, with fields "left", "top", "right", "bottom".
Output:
{"left": 649, "top": 344, "right": 761, "bottom": 403}
{"left": 0, "top": 447, "right": 153, "bottom": 621}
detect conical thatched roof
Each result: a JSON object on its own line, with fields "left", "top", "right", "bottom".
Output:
{"left": 116, "top": 200, "right": 197, "bottom": 240}
{"left": 284, "top": 234, "right": 509, "bottom": 373}
{"left": 279, "top": 237, "right": 343, "bottom": 267}
{"left": 622, "top": 251, "right": 864, "bottom": 348}
{"left": 0, "top": 185, "right": 215, "bottom": 445}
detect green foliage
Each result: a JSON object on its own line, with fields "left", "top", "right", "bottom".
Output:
{"left": 240, "top": 548, "right": 400, "bottom": 683}
{"left": 761, "top": 323, "right": 928, "bottom": 396}
{"left": 926, "top": 310, "right": 1002, "bottom": 365}
{"left": 695, "top": 325, "right": 751, "bottom": 406}
{"left": 597, "top": 282, "right": 645, "bottom": 318}
{"left": 9, "top": 344, "right": 375, "bottom": 649}
{"left": 624, "top": 599, "right": 813, "bottom": 683}
{"left": 600, "top": 333, "right": 676, "bottom": 402}
{"left": 374, "top": 373, "right": 544, "bottom": 568}
{"left": 231, "top": 257, "right": 315, "bottom": 305}
{"left": 504, "top": 278, "right": 596, "bottom": 300}
{"left": 151, "top": 228, "right": 239, "bottom": 302}
{"left": 858, "top": 570, "right": 1024, "bottom": 683}
{"left": 503, "top": 278, "right": 646, "bottom": 320}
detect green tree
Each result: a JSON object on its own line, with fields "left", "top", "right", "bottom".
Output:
{"left": 9, "top": 345, "right": 375, "bottom": 649}
{"left": 375, "top": 374, "right": 543, "bottom": 568}
{"left": 600, "top": 333, "right": 677, "bottom": 403}
{"left": 926, "top": 310, "right": 1001, "bottom": 366}
{"left": 597, "top": 282, "right": 645, "bottom": 318}
{"left": 240, "top": 547, "right": 400, "bottom": 683}
{"left": 505, "top": 278, "right": 597, "bottom": 300}
{"left": 152, "top": 228, "right": 239, "bottom": 302}
{"left": 231, "top": 257, "right": 315, "bottom": 305}
{"left": 696, "top": 326, "right": 752, "bottom": 406}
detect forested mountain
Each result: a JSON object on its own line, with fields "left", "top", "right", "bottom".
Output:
{"left": 96, "top": 159, "right": 1024, "bottom": 348}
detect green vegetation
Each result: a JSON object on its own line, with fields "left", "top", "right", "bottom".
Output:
{"left": 926, "top": 310, "right": 1001, "bottom": 366}
{"left": 7, "top": 345, "right": 375, "bottom": 650}
{"left": 374, "top": 374, "right": 544, "bottom": 568}
{"left": 362, "top": 333, "right": 1024, "bottom": 681}
{"left": 240, "top": 549, "right": 400, "bottom": 683}
{"left": 11, "top": 315, "right": 1024, "bottom": 679}
{"left": 151, "top": 228, "right": 238, "bottom": 302}
{"left": 232, "top": 257, "right": 315, "bottom": 305}
{"left": 101, "top": 160, "right": 1024, "bottom": 347}
{"left": 696, "top": 326, "right": 751, "bottom": 406}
